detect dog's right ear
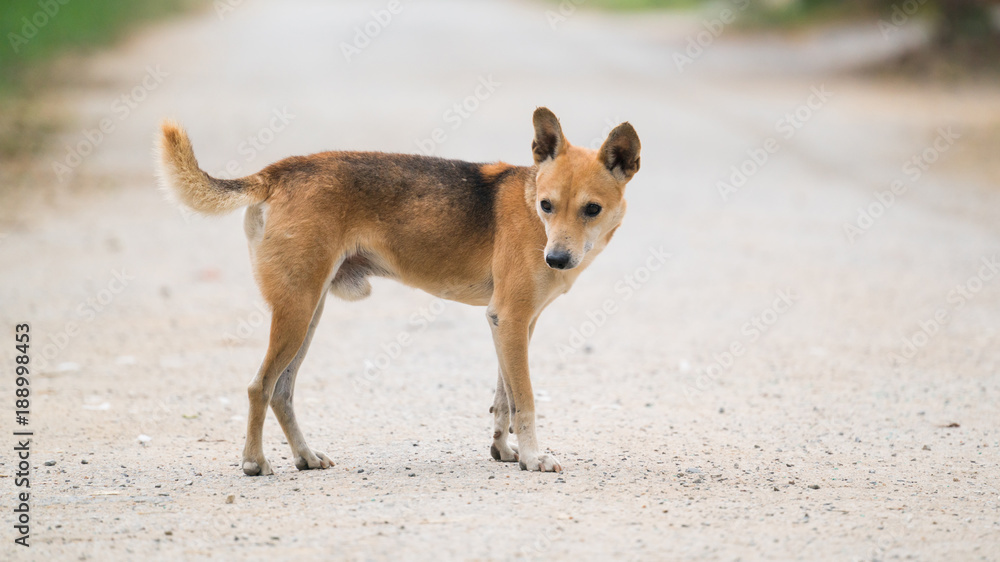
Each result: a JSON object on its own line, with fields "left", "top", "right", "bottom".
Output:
{"left": 532, "top": 107, "right": 565, "bottom": 164}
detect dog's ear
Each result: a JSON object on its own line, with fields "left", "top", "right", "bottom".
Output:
{"left": 532, "top": 107, "right": 565, "bottom": 164}
{"left": 599, "top": 122, "right": 641, "bottom": 182}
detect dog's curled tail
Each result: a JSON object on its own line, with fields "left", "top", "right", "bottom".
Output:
{"left": 156, "top": 119, "right": 269, "bottom": 215}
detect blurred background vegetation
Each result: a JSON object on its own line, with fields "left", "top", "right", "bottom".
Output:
{"left": 0, "top": 0, "right": 200, "bottom": 160}
{"left": 0, "top": 0, "right": 198, "bottom": 93}
{"left": 572, "top": 0, "right": 1000, "bottom": 84}
{"left": 1, "top": 0, "right": 997, "bottom": 160}
{"left": 3, "top": 0, "right": 998, "bottom": 92}
{"left": 596, "top": 0, "right": 1000, "bottom": 48}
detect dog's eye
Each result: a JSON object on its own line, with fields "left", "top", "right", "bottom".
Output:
{"left": 540, "top": 199, "right": 553, "bottom": 213}
{"left": 584, "top": 203, "right": 602, "bottom": 217}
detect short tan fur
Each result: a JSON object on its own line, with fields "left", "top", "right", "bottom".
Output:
{"left": 156, "top": 107, "right": 640, "bottom": 475}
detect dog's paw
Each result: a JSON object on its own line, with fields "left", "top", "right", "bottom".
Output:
{"left": 519, "top": 453, "right": 562, "bottom": 473}
{"left": 294, "top": 450, "right": 334, "bottom": 471}
{"left": 242, "top": 458, "right": 274, "bottom": 476}
{"left": 490, "top": 442, "right": 519, "bottom": 462}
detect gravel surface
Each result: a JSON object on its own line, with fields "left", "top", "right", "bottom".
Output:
{"left": 1, "top": 0, "right": 998, "bottom": 560}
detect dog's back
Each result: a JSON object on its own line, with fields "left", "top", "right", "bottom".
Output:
{"left": 156, "top": 122, "right": 530, "bottom": 305}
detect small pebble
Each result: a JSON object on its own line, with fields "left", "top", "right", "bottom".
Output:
{"left": 44, "top": 460, "right": 56, "bottom": 466}
{"left": 808, "top": 484, "right": 820, "bottom": 490}
{"left": 358, "top": 468, "right": 364, "bottom": 473}
{"left": 81, "top": 459, "right": 89, "bottom": 465}
{"left": 225, "top": 495, "right": 235, "bottom": 504}
{"left": 165, "top": 531, "right": 173, "bottom": 536}
{"left": 685, "top": 467, "right": 701, "bottom": 474}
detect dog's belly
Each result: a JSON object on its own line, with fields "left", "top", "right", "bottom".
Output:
{"left": 391, "top": 263, "right": 495, "bottom": 306}
{"left": 411, "top": 276, "right": 494, "bottom": 306}
{"left": 331, "top": 248, "right": 494, "bottom": 306}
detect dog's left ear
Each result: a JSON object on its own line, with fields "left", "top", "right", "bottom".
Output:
{"left": 599, "top": 122, "right": 641, "bottom": 182}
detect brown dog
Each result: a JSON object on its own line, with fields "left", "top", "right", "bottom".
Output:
{"left": 156, "top": 108, "right": 640, "bottom": 475}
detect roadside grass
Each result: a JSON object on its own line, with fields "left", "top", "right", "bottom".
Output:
{"left": 0, "top": 0, "right": 203, "bottom": 162}
{"left": 570, "top": 0, "right": 1000, "bottom": 77}
{"left": 558, "top": 0, "right": 882, "bottom": 24}
{"left": 1, "top": 0, "right": 201, "bottom": 94}
{"left": 582, "top": 0, "right": 703, "bottom": 10}
{"left": 0, "top": 0, "right": 204, "bottom": 222}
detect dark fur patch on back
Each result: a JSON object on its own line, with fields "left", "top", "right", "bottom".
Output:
{"left": 326, "top": 153, "right": 512, "bottom": 233}
{"left": 264, "top": 156, "right": 321, "bottom": 182}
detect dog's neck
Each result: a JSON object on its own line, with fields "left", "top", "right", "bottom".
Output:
{"left": 522, "top": 166, "right": 539, "bottom": 211}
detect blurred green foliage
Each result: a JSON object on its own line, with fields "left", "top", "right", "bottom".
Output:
{"left": 584, "top": 0, "right": 703, "bottom": 10}
{"left": 588, "top": 0, "right": 999, "bottom": 50}
{"left": 0, "top": 0, "right": 198, "bottom": 92}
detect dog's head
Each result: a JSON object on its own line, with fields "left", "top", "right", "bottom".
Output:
{"left": 530, "top": 107, "right": 640, "bottom": 270}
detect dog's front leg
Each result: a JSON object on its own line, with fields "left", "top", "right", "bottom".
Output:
{"left": 487, "top": 307, "right": 561, "bottom": 472}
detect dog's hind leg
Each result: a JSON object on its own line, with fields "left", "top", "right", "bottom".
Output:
{"left": 270, "top": 293, "right": 333, "bottom": 471}
{"left": 489, "top": 367, "right": 518, "bottom": 462}
{"left": 242, "top": 244, "right": 335, "bottom": 476}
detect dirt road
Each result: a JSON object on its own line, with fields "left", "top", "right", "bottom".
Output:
{"left": 1, "top": 0, "right": 998, "bottom": 559}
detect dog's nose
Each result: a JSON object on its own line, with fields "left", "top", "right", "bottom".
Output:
{"left": 545, "top": 251, "right": 572, "bottom": 270}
